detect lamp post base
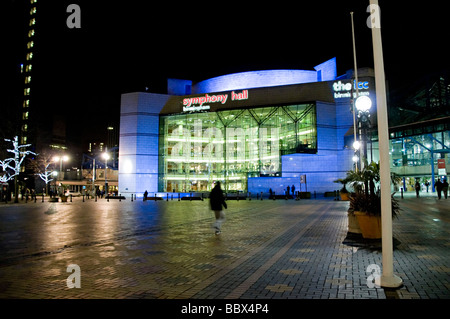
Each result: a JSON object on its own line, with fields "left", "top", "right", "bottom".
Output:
{"left": 376, "top": 274, "right": 403, "bottom": 288}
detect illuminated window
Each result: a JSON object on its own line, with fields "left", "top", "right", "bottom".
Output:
{"left": 26, "top": 64, "right": 32, "bottom": 72}
{"left": 27, "top": 41, "right": 34, "bottom": 49}
{"left": 22, "top": 112, "right": 29, "bottom": 120}
{"left": 29, "top": 18, "right": 36, "bottom": 26}
{"left": 21, "top": 136, "right": 28, "bottom": 145}
{"left": 25, "top": 76, "right": 31, "bottom": 84}
{"left": 30, "top": 7, "right": 37, "bottom": 15}
{"left": 28, "top": 29, "right": 35, "bottom": 37}
{"left": 24, "top": 88, "right": 31, "bottom": 96}
{"left": 23, "top": 100, "right": 30, "bottom": 108}
{"left": 26, "top": 52, "right": 33, "bottom": 60}
{"left": 22, "top": 124, "right": 28, "bottom": 132}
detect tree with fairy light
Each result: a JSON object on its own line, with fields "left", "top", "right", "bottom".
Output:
{"left": 0, "top": 136, "right": 37, "bottom": 203}
{"left": 28, "top": 150, "right": 56, "bottom": 196}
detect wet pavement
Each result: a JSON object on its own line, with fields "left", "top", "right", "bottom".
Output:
{"left": 0, "top": 193, "right": 449, "bottom": 299}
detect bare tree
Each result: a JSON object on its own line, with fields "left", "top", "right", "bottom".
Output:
{"left": 28, "top": 149, "right": 56, "bottom": 195}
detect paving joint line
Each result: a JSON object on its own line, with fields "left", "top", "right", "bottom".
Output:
{"left": 178, "top": 203, "right": 328, "bottom": 299}
{"left": 225, "top": 205, "right": 330, "bottom": 299}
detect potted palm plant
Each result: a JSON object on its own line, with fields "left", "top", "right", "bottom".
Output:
{"left": 345, "top": 160, "right": 400, "bottom": 239}
{"left": 334, "top": 177, "right": 350, "bottom": 201}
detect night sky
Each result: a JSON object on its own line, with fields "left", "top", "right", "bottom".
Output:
{"left": 2, "top": 1, "right": 449, "bottom": 152}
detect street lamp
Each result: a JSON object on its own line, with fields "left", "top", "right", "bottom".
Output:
{"left": 355, "top": 95, "right": 372, "bottom": 164}
{"left": 102, "top": 152, "right": 110, "bottom": 196}
{"left": 51, "top": 171, "right": 58, "bottom": 197}
{"left": 369, "top": 0, "right": 402, "bottom": 288}
{"left": 355, "top": 95, "right": 372, "bottom": 112}
{"left": 53, "top": 155, "right": 69, "bottom": 180}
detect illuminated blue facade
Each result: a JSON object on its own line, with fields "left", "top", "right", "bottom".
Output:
{"left": 119, "top": 58, "right": 374, "bottom": 197}
{"left": 193, "top": 58, "right": 337, "bottom": 94}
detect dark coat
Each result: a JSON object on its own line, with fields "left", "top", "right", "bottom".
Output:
{"left": 209, "top": 185, "right": 227, "bottom": 211}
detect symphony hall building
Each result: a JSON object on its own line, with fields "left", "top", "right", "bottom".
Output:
{"left": 118, "top": 58, "right": 377, "bottom": 196}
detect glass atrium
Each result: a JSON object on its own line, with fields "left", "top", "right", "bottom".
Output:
{"left": 158, "top": 103, "right": 317, "bottom": 192}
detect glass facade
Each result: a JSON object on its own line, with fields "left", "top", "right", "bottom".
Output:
{"left": 159, "top": 103, "right": 317, "bottom": 192}
{"left": 388, "top": 130, "right": 450, "bottom": 190}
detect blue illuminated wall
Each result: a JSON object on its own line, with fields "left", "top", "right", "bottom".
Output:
{"left": 193, "top": 58, "right": 336, "bottom": 94}
{"left": 118, "top": 92, "right": 170, "bottom": 196}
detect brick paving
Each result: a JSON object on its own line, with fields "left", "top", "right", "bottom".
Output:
{"left": 0, "top": 193, "right": 449, "bottom": 300}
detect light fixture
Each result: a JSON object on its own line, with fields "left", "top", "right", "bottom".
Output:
{"left": 355, "top": 95, "right": 372, "bottom": 112}
{"left": 102, "top": 152, "right": 110, "bottom": 160}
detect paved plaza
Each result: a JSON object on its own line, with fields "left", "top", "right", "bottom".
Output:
{"left": 0, "top": 192, "right": 449, "bottom": 300}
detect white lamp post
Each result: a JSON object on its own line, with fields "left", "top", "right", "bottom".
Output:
{"left": 369, "top": 0, "right": 403, "bottom": 288}
{"left": 102, "top": 152, "right": 110, "bottom": 195}
{"left": 52, "top": 171, "right": 58, "bottom": 197}
{"left": 53, "top": 155, "right": 69, "bottom": 180}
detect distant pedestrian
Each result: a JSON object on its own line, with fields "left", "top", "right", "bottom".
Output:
{"left": 291, "top": 185, "right": 295, "bottom": 196}
{"left": 209, "top": 182, "right": 227, "bottom": 235}
{"left": 415, "top": 181, "right": 421, "bottom": 198}
{"left": 269, "top": 188, "right": 273, "bottom": 199}
{"left": 143, "top": 190, "right": 148, "bottom": 201}
{"left": 425, "top": 181, "right": 430, "bottom": 192}
{"left": 435, "top": 179, "right": 443, "bottom": 199}
{"left": 443, "top": 179, "right": 449, "bottom": 199}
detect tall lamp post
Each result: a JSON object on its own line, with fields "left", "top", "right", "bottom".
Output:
{"left": 52, "top": 155, "right": 68, "bottom": 195}
{"left": 102, "top": 152, "right": 110, "bottom": 196}
{"left": 369, "top": 0, "right": 403, "bottom": 288}
{"left": 53, "top": 155, "right": 69, "bottom": 180}
{"left": 351, "top": 11, "right": 360, "bottom": 172}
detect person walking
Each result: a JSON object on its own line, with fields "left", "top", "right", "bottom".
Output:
{"left": 209, "top": 181, "right": 227, "bottom": 235}
{"left": 443, "top": 179, "right": 449, "bottom": 199}
{"left": 435, "top": 179, "right": 443, "bottom": 200}
{"left": 415, "top": 180, "right": 421, "bottom": 198}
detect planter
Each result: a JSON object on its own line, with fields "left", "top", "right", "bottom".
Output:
{"left": 60, "top": 195, "right": 68, "bottom": 203}
{"left": 347, "top": 212, "right": 362, "bottom": 234}
{"left": 354, "top": 211, "right": 381, "bottom": 239}
{"left": 340, "top": 192, "right": 350, "bottom": 201}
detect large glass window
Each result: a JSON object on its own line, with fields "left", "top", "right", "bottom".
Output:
{"left": 390, "top": 131, "right": 450, "bottom": 168}
{"left": 159, "top": 103, "right": 316, "bottom": 192}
